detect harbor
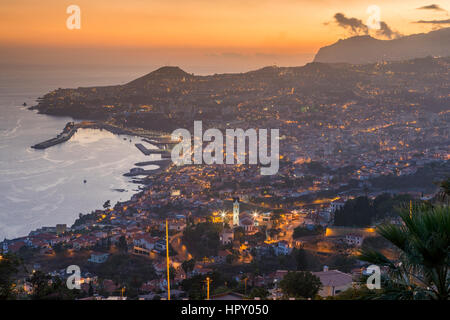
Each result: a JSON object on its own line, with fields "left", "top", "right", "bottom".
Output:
{"left": 30, "top": 120, "right": 178, "bottom": 151}
{"left": 135, "top": 143, "right": 171, "bottom": 157}
{"left": 31, "top": 122, "right": 77, "bottom": 149}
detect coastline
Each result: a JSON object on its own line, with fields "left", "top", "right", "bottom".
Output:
{"left": 8, "top": 113, "right": 174, "bottom": 241}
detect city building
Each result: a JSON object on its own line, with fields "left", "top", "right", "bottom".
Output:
{"left": 312, "top": 267, "right": 353, "bottom": 297}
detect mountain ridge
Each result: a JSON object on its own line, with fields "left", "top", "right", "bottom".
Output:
{"left": 30, "top": 55, "right": 450, "bottom": 134}
{"left": 314, "top": 27, "right": 450, "bottom": 64}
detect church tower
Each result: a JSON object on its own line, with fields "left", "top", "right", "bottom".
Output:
{"left": 233, "top": 197, "right": 240, "bottom": 227}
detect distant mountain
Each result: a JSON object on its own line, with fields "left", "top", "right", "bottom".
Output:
{"left": 314, "top": 27, "right": 450, "bottom": 64}
{"left": 126, "top": 66, "right": 192, "bottom": 87}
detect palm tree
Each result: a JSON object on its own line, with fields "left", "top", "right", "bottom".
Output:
{"left": 359, "top": 204, "right": 450, "bottom": 300}
{"left": 437, "top": 178, "right": 450, "bottom": 204}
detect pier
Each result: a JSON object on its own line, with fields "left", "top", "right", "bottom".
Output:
{"left": 31, "top": 122, "right": 77, "bottom": 149}
{"left": 135, "top": 143, "right": 171, "bottom": 157}
{"left": 142, "top": 138, "right": 180, "bottom": 146}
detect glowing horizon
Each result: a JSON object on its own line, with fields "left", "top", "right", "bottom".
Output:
{"left": 1, "top": 0, "right": 449, "bottom": 72}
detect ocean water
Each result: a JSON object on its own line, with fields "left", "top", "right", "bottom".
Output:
{"left": 0, "top": 64, "right": 161, "bottom": 239}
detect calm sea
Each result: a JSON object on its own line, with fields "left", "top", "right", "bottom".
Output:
{"left": 0, "top": 64, "right": 161, "bottom": 239}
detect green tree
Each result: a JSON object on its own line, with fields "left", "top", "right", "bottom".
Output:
{"left": 279, "top": 271, "right": 322, "bottom": 299}
{"left": 0, "top": 253, "right": 21, "bottom": 300}
{"left": 182, "top": 222, "right": 222, "bottom": 258}
{"left": 292, "top": 247, "right": 321, "bottom": 271}
{"left": 88, "top": 282, "right": 94, "bottom": 296}
{"left": 359, "top": 205, "right": 450, "bottom": 300}
{"left": 117, "top": 235, "right": 128, "bottom": 252}
{"left": 437, "top": 178, "right": 450, "bottom": 204}
{"left": 29, "top": 271, "right": 52, "bottom": 299}
{"left": 247, "top": 287, "right": 269, "bottom": 299}
{"left": 181, "top": 259, "right": 195, "bottom": 275}
{"left": 226, "top": 253, "right": 237, "bottom": 265}
{"left": 169, "top": 266, "right": 177, "bottom": 282}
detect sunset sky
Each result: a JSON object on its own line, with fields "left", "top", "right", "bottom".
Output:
{"left": 1, "top": 0, "right": 449, "bottom": 73}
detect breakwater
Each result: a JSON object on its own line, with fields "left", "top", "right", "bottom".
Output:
{"left": 31, "top": 122, "right": 77, "bottom": 149}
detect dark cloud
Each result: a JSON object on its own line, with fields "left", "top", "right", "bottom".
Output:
{"left": 377, "top": 21, "right": 402, "bottom": 39}
{"left": 415, "top": 19, "right": 450, "bottom": 24}
{"left": 332, "top": 13, "right": 400, "bottom": 39}
{"left": 417, "top": 4, "right": 447, "bottom": 12}
{"left": 333, "top": 13, "right": 368, "bottom": 35}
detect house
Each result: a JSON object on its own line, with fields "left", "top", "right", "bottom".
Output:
{"left": 220, "top": 230, "right": 234, "bottom": 245}
{"left": 239, "top": 216, "right": 257, "bottom": 234}
{"left": 312, "top": 266, "right": 353, "bottom": 297}
{"left": 330, "top": 200, "right": 345, "bottom": 213}
{"left": 174, "top": 267, "right": 187, "bottom": 282}
{"left": 193, "top": 264, "right": 213, "bottom": 275}
{"left": 72, "top": 235, "right": 97, "bottom": 250}
{"left": 5, "top": 241, "right": 26, "bottom": 253}
{"left": 255, "top": 213, "right": 272, "bottom": 226}
{"left": 140, "top": 279, "right": 165, "bottom": 293}
{"left": 88, "top": 252, "right": 110, "bottom": 264}
{"left": 153, "top": 240, "right": 166, "bottom": 253}
{"left": 169, "top": 221, "right": 187, "bottom": 232}
{"left": 154, "top": 262, "right": 165, "bottom": 274}
{"left": 133, "top": 234, "right": 158, "bottom": 251}
{"left": 56, "top": 224, "right": 67, "bottom": 235}
{"left": 102, "top": 279, "right": 119, "bottom": 294}
{"left": 133, "top": 246, "right": 150, "bottom": 256}
{"left": 273, "top": 270, "right": 289, "bottom": 283}
{"left": 214, "top": 250, "right": 232, "bottom": 263}
{"left": 94, "top": 231, "right": 108, "bottom": 239}
{"left": 274, "top": 241, "right": 292, "bottom": 256}
{"left": 344, "top": 234, "right": 363, "bottom": 247}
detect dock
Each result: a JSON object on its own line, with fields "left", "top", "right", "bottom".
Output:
{"left": 142, "top": 138, "right": 180, "bottom": 146}
{"left": 135, "top": 143, "right": 153, "bottom": 155}
{"left": 31, "top": 122, "right": 77, "bottom": 149}
{"left": 135, "top": 159, "right": 172, "bottom": 167}
{"left": 135, "top": 143, "right": 171, "bottom": 157}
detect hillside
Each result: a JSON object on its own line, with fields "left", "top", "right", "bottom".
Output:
{"left": 314, "top": 27, "right": 450, "bottom": 64}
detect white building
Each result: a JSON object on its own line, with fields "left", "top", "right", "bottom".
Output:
{"left": 274, "top": 241, "right": 292, "bottom": 256}
{"left": 312, "top": 267, "right": 353, "bottom": 297}
{"left": 233, "top": 198, "right": 240, "bottom": 227}
{"left": 344, "top": 234, "right": 363, "bottom": 247}
{"left": 330, "top": 200, "right": 345, "bottom": 213}
{"left": 88, "top": 252, "right": 110, "bottom": 264}
{"left": 220, "top": 230, "right": 234, "bottom": 245}
{"left": 133, "top": 234, "right": 157, "bottom": 251}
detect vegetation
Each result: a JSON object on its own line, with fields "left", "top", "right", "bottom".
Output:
{"left": 28, "top": 271, "right": 79, "bottom": 300}
{"left": 292, "top": 248, "right": 321, "bottom": 271}
{"left": 334, "top": 194, "right": 413, "bottom": 227}
{"left": 436, "top": 177, "right": 450, "bottom": 204}
{"left": 359, "top": 204, "right": 450, "bottom": 300}
{"left": 181, "top": 271, "right": 229, "bottom": 300}
{"left": 183, "top": 222, "right": 222, "bottom": 258}
{"left": 0, "top": 253, "right": 21, "bottom": 300}
{"left": 181, "top": 259, "right": 195, "bottom": 275}
{"left": 246, "top": 287, "right": 269, "bottom": 299}
{"left": 279, "top": 271, "right": 322, "bottom": 299}
{"left": 293, "top": 225, "right": 323, "bottom": 238}
{"left": 91, "top": 254, "right": 157, "bottom": 292}
{"left": 117, "top": 235, "right": 128, "bottom": 252}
